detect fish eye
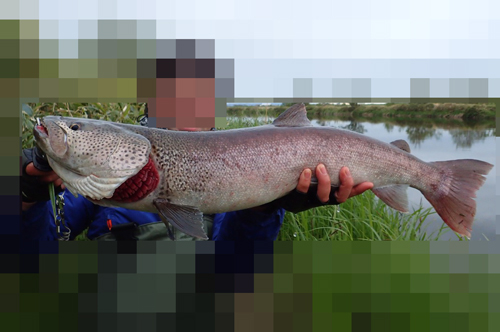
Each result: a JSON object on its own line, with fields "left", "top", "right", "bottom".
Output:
{"left": 70, "top": 124, "right": 80, "bottom": 131}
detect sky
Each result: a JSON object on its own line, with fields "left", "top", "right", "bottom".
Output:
{"left": 4, "top": 0, "right": 498, "bottom": 98}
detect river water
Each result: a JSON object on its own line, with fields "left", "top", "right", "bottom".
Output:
{"left": 229, "top": 115, "right": 496, "bottom": 241}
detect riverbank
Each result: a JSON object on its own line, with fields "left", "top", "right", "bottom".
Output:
{"left": 227, "top": 103, "right": 496, "bottom": 123}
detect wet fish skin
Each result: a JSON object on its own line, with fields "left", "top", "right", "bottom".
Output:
{"left": 33, "top": 104, "right": 493, "bottom": 239}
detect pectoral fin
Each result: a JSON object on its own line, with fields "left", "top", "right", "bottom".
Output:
{"left": 153, "top": 199, "right": 208, "bottom": 240}
{"left": 372, "top": 185, "right": 409, "bottom": 212}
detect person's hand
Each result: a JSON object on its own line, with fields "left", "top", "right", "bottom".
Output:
{"left": 296, "top": 165, "right": 373, "bottom": 204}
{"left": 21, "top": 147, "right": 64, "bottom": 211}
{"left": 251, "top": 164, "right": 373, "bottom": 214}
{"left": 25, "top": 163, "right": 65, "bottom": 189}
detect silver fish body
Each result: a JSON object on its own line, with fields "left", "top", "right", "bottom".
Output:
{"left": 126, "top": 125, "right": 431, "bottom": 211}
{"left": 34, "top": 104, "right": 493, "bottom": 239}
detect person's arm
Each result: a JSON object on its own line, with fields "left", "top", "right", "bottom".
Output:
{"left": 22, "top": 192, "right": 96, "bottom": 241}
{"left": 21, "top": 147, "right": 93, "bottom": 240}
{"left": 211, "top": 209, "right": 286, "bottom": 241}
{"left": 21, "top": 147, "right": 65, "bottom": 211}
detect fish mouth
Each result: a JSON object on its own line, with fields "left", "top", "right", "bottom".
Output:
{"left": 34, "top": 118, "right": 49, "bottom": 138}
{"left": 33, "top": 117, "right": 69, "bottom": 157}
{"left": 34, "top": 117, "right": 69, "bottom": 143}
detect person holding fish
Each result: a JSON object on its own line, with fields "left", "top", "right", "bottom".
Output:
{"left": 21, "top": 138, "right": 373, "bottom": 241}
{"left": 22, "top": 102, "right": 493, "bottom": 240}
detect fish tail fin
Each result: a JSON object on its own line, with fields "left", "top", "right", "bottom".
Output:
{"left": 423, "top": 159, "right": 493, "bottom": 237}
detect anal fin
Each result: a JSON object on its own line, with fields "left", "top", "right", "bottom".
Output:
{"left": 153, "top": 199, "right": 208, "bottom": 240}
{"left": 372, "top": 185, "right": 409, "bottom": 212}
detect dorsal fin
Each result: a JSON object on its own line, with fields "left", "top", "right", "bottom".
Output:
{"left": 273, "top": 104, "right": 312, "bottom": 127}
{"left": 390, "top": 139, "right": 411, "bottom": 153}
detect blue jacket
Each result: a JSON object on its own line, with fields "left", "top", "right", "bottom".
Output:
{"left": 21, "top": 189, "right": 285, "bottom": 241}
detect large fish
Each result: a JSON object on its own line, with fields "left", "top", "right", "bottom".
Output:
{"left": 33, "top": 104, "right": 493, "bottom": 239}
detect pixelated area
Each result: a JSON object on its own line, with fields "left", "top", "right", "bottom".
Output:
{"left": 4, "top": 4, "right": 499, "bottom": 331}
{"left": 3, "top": 242, "right": 499, "bottom": 331}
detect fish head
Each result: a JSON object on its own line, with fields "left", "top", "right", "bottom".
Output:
{"left": 34, "top": 116, "right": 152, "bottom": 200}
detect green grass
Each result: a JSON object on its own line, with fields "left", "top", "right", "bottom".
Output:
{"left": 278, "top": 191, "right": 451, "bottom": 241}
{"left": 74, "top": 228, "right": 90, "bottom": 241}
{"left": 22, "top": 102, "right": 146, "bottom": 149}
{"left": 225, "top": 116, "right": 275, "bottom": 129}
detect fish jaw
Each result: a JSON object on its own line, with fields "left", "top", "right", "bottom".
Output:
{"left": 47, "top": 156, "right": 131, "bottom": 200}
{"left": 34, "top": 117, "right": 68, "bottom": 158}
{"left": 33, "top": 116, "right": 154, "bottom": 201}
